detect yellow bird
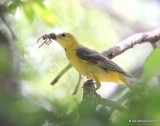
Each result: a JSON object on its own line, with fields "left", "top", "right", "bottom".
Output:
{"left": 44, "top": 32, "right": 132, "bottom": 89}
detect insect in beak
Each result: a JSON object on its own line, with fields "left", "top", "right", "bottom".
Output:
{"left": 37, "top": 33, "right": 57, "bottom": 48}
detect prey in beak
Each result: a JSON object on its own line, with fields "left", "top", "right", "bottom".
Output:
{"left": 37, "top": 33, "right": 57, "bottom": 48}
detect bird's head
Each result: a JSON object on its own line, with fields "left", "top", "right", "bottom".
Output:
{"left": 52, "top": 32, "right": 79, "bottom": 49}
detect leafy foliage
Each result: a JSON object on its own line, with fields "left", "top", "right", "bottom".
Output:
{"left": 0, "top": 0, "right": 160, "bottom": 126}
{"left": 143, "top": 48, "right": 160, "bottom": 82}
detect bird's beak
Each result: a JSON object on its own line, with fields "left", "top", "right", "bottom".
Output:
{"left": 50, "top": 33, "right": 57, "bottom": 40}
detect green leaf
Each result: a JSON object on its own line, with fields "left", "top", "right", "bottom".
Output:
{"left": 8, "top": 0, "right": 21, "bottom": 14}
{"left": 22, "top": 2, "right": 34, "bottom": 22}
{"left": 32, "top": 2, "right": 60, "bottom": 26}
{"left": 143, "top": 48, "right": 160, "bottom": 82}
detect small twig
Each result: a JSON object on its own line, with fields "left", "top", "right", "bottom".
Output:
{"left": 50, "top": 63, "right": 72, "bottom": 85}
{"left": 100, "top": 97, "right": 127, "bottom": 111}
{"left": 72, "top": 74, "right": 82, "bottom": 95}
{"left": 151, "top": 42, "right": 157, "bottom": 49}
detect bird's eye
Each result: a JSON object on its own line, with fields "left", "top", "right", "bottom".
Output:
{"left": 61, "top": 33, "right": 66, "bottom": 38}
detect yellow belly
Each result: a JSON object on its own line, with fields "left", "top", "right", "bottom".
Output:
{"left": 66, "top": 49, "right": 126, "bottom": 85}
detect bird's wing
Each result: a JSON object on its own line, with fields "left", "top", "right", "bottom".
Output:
{"left": 76, "top": 47, "right": 132, "bottom": 77}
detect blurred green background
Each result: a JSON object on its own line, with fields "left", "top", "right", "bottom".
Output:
{"left": 0, "top": 0, "right": 160, "bottom": 126}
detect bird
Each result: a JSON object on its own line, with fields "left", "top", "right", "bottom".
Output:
{"left": 40, "top": 32, "right": 132, "bottom": 89}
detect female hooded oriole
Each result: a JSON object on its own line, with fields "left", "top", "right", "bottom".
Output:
{"left": 38, "top": 32, "right": 132, "bottom": 89}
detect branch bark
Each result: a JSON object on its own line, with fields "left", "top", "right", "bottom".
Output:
{"left": 102, "top": 28, "right": 160, "bottom": 59}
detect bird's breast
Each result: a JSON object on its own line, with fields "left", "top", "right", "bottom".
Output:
{"left": 65, "top": 49, "right": 106, "bottom": 79}
{"left": 65, "top": 49, "right": 126, "bottom": 85}
{"left": 65, "top": 49, "right": 91, "bottom": 76}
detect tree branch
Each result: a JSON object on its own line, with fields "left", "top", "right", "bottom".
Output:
{"left": 102, "top": 28, "right": 160, "bottom": 59}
